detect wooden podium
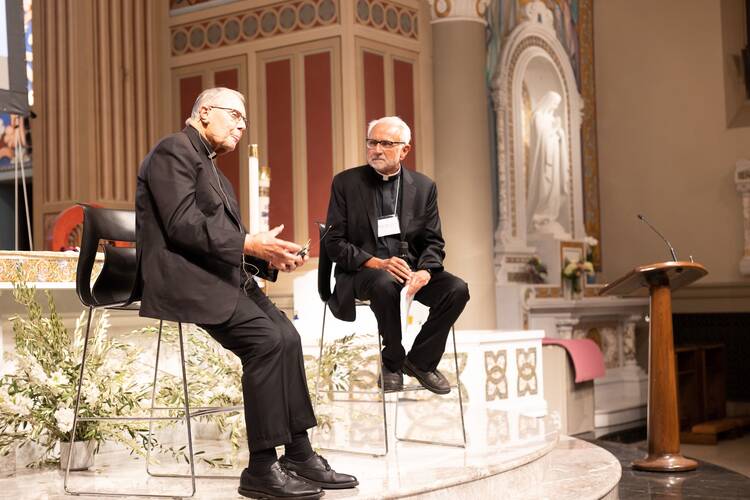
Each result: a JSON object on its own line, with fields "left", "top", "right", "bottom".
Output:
{"left": 600, "top": 261, "right": 708, "bottom": 472}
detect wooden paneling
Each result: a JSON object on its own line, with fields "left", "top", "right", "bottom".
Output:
{"left": 393, "top": 58, "right": 415, "bottom": 170}
{"left": 32, "top": 0, "right": 165, "bottom": 248}
{"left": 214, "top": 68, "right": 241, "bottom": 196}
{"left": 363, "top": 50, "right": 385, "bottom": 138}
{"left": 179, "top": 75, "right": 203, "bottom": 123}
{"left": 304, "top": 51, "right": 333, "bottom": 257}
{"left": 265, "top": 58, "right": 295, "bottom": 239}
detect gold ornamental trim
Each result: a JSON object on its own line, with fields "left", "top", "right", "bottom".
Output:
{"left": 433, "top": 0, "right": 452, "bottom": 18}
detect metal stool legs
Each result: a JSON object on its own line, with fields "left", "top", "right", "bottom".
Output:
{"left": 145, "top": 323, "right": 242, "bottom": 481}
{"left": 313, "top": 302, "right": 466, "bottom": 456}
{"left": 393, "top": 326, "right": 467, "bottom": 449}
{"left": 64, "top": 313, "right": 197, "bottom": 498}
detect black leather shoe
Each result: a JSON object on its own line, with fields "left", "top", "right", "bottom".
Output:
{"left": 280, "top": 452, "right": 358, "bottom": 489}
{"left": 376, "top": 364, "right": 403, "bottom": 392}
{"left": 238, "top": 462, "right": 323, "bottom": 499}
{"left": 402, "top": 358, "right": 451, "bottom": 395}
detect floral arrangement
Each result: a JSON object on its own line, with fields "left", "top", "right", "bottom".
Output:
{"left": 0, "top": 277, "right": 369, "bottom": 468}
{"left": 0, "top": 279, "right": 153, "bottom": 467}
{"left": 562, "top": 259, "right": 595, "bottom": 294}
{"left": 526, "top": 256, "right": 548, "bottom": 284}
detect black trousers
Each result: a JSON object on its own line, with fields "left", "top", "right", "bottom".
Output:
{"left": 353, "top": 269, "right": 469, "bottom": 373}
{"left": 198, "top": 281, "right": 317, "bottom": 452}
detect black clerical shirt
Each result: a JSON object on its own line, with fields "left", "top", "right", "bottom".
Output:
{"left": 370, "top": 166, "right": 405, "bottom": 261}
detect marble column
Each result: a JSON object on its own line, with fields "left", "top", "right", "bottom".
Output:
{"left": 429, "top": 0, "right": 495, "bottom": 329}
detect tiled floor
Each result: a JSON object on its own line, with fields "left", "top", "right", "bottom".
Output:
{"left": 589, "top": 437, "right": 750, "bottom": 499}
{"left": 680, "top": 435, "right": 750, "bottom": 478}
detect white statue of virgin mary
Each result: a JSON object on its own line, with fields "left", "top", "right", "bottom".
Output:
{"left": 526, "top": 91, "right": 570, "bottom": 239}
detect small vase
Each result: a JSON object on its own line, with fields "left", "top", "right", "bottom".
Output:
{"left": 59, "top": 440, "right": 96, "bottom": 471}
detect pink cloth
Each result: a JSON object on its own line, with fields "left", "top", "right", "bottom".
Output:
{"left": 542, "top": 338, "right": 606, "bottom": 383}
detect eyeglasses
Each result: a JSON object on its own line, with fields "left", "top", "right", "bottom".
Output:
{"left": 366, "top": 139, "right": 406, "bottom": 149}
{"left": 211, "top": 106, "right": 247, "bottom": 125}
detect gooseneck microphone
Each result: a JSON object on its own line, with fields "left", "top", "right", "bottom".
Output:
{"left": 637, "top": 214, "right": 678, "bottom": 261}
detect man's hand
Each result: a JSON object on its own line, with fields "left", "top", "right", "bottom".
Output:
{"left": 244, "top": 225, "right": 304, "bottom": 272}
{"left": 406, "top": 270, "right": 430, "bottom": 297}
{"left": 365, "top": 256, "right": 412, "bottom": 284}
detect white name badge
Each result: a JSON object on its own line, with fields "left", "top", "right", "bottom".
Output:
{"left": 377, "top": 215, "right": 401, "bottom": 237}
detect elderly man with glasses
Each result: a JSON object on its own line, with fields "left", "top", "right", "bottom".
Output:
{"left": 136, "top": 87, "right": 356, "bottom": 499}
{"left": 324, "top": 116, "right": 470, "bottom": 394}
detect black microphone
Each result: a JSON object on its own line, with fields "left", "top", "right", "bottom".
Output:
{"left": 637, "top": 214, "right": 678, "bottom": 261}
{"left": 399, "top": 241, "right": 409, "bottom": 259}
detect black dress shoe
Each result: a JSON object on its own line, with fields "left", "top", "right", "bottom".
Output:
{"left": 376, "top": 364, "right": 403, "bottom": 392}
{"left": 402, "top": 358, "right": 451, "bottom": 395}
{"left": 238, "top": 462, "right": 323, "bottom": 499}
{"left": 280, "top": 452, "right": 358, "bottom": 489}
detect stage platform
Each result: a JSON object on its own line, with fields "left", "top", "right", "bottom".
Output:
{"left": 0, "top": 409, "right": 621, "bottom": 499}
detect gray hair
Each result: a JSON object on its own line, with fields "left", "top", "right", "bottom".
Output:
{"left": 367, "top": 116, "right": 411, "bottom": 145}
{"left": 185, "top": 87, "right": 245, "bottom": 126}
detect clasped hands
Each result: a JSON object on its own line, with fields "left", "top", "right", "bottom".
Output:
{"left": 365, "top": 256, "right": 430, "bottom": 297}
{"left": 243, "top": 224, "right": 307, "bottom": 272}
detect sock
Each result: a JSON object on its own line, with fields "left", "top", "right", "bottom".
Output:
{"left": 284, "top": 431, "right": 314, "bottom": 462}
{"left": 249, "top": 447, "right": 278, "bottom": 475}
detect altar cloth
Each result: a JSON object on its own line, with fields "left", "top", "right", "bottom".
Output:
{"left": 542, "top": 338, "right": 605, "bottom": 383}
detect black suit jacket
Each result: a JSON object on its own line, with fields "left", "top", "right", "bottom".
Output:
{"left": 324, "top": 165, "right": 445, "bottom": 321}
{"left": 135, "top": 125, "right": 276, "bottom": 324}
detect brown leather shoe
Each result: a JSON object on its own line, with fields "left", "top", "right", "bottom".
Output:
{"left": 402, "top": 358, "right": 451, "bottom": 395}
{"left": 238, "top": 462, "right": 323, "bottom": 499}
{"left": 376, "top": 364, "right": 403, "bottom": 392}
{"left": 280, "top": 453, "right": 358, "bottom": 489}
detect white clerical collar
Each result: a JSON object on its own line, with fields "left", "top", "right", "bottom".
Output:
{"left": 376, "top": 166, "right": 401, "bottom": 181}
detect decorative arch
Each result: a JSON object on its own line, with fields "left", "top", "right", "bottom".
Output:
{"left": 491, "top": 0, "right": 585, "bottom": 264}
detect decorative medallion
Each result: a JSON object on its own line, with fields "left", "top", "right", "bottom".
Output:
{"left": 516, "top": 347, "right": 537, "bottom": 396}
{"left": 171, "top": 0, "right": 340, "bottom": 56}
{"left": 485, "top": 350, "right": 508, "bottom": 401}
{"left": 354, "top": 0, "right": 418, "bottom": 40}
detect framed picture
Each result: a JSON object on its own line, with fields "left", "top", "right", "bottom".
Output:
{"left": 560, "top": 241, "right": 585, "bottom": 268}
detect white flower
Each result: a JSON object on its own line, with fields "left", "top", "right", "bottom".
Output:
{"left": 49, "top": 370, "right": 70, "bottom": 387}
{"left": 11, "top": 394, "right": 33, "bottom": 416}
{"left": 25, "top": 359, "right": 49, "bottom": 385}
{"left": 54, "top": 407, "right": 75, "bottom": 434}
{"left": 584, "top": 236, "right": 598, "bottom": 247}
{"left": 84, "top": 383, "right": 100, "bottom": 405}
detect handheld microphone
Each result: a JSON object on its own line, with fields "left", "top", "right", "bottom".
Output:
{"left": 399, "top": 241, "right": 409, "bottom": 259}
{"left": 637, "top": 214, "right": 678, "bottom": 261}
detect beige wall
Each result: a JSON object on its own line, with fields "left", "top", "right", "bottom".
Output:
{"left": 595, "top": 0, "right": 750, "bottom": 297}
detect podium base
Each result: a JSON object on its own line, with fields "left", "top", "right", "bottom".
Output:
{"left": 632, "top": 453, "right": 698, "bottom": 472}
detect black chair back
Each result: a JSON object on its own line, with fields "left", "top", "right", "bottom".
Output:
{"left": 317, "top": 223, "right": 332, "bottom": 302}
{"left": 75, "top": 204, "right": 139, "bottom": 308}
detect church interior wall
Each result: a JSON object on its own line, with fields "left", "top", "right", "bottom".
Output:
{"left": 594, "top": 0, "right": 750, "bottom": 299}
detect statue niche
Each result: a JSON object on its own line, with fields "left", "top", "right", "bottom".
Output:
{"left": 492, "top": 0, "right": 586, "bottom": 289}
{"left": 526, "top": 90, "right": 570, "bottom": 239}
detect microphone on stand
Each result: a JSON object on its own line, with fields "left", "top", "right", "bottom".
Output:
{"left": 637, "top": 214, "right": 678, "bottom": 261}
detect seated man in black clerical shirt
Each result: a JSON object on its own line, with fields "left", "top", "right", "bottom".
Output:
{"left": 135, "top": 87, "right": 356, "bottom": 499}
{"left": 324, "top": 116, "right": 470, "bottom": 394}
